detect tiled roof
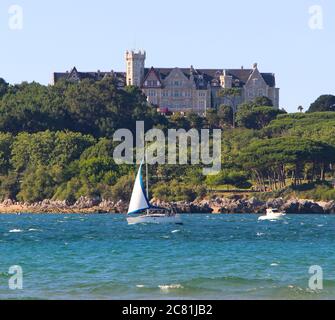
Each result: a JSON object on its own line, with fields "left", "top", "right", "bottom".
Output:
{"left": 53, "top": 68, "right": 126, "bottom": 86}
{"left": 143, "top": 67, "right": 276, "bottom": 88}
{"left": 53, "top": 66, "right": 276, "bottom": 89}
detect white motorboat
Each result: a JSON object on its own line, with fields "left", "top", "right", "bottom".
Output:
{"left": 126, "top": 152, "right": 183, "bottom": 225}
{"left": 258, "top": 208, "right": 286, "bottom": 221}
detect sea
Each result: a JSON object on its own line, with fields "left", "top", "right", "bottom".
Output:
{"left": 0, "top": 214, "right": 334, "bottom": 300}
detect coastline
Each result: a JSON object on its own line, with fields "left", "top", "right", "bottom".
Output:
{"left": 1, "top": 196, "right": 334, "bottom": 214}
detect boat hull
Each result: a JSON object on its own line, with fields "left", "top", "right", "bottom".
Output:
{"left": 258, "top": 213, "right": 286, "bottom": 221}
{"left": 127, "top": 214, "right": 183, "bottom": 225}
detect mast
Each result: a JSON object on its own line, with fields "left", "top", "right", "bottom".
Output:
{"left": 145, "top": 144, "right": 149, "bottom": 215}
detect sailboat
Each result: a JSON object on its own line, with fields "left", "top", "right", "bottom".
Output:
{"left": 126, "top": 157, "right": 183, "bottom": 225}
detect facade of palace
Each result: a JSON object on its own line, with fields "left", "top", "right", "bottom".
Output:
{"left": 53, "top": 50, "right": 280, "bottom": 114}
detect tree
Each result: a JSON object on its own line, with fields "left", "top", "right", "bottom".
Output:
{"left": 0, "top": 133, "right": 13, "bottom": 174}
{"left": 253, "top": 96, "right": 274, "bottom": 107}
{"left": 18, "top": 165, "right": 56, "bottom": 202}
{"left": 205, "top": 109, "right": 219, "bottom": 128}
{"left": 239, "top": 137, "right": 335, "bottom": 191}
{"left": 0, "top": 172, "right": 20, "bottom": 201}
{"left": 217, "top": 105, "right": 234, "bottom": 127}
{"left": 110, "top": 173, "right": 135, "bottom": 202}
{"left": 206, "top": 170, "right": 251, "bottom": 189}
{"left": 217, "top": 88, "right": 242, "bottom": 128}
{"left": 0, "top": 78, "right": 164, "bottom": 137}
{"left": 308, "top": 95, "right": 335, "bottom": 113}
{"left": 236, "top": 106, "right": 285, "bottom": 130}
{"left": 170, "top": 112, "right": 190, "bottom": 129}
{"left": 298, "top": 105, "right": 304, "bottom": 113}
{"left": 0, "top": 78, "right": 9, "bottom": 98}
{"left": 186, "top": 111, "right": 203, "bottom": 129}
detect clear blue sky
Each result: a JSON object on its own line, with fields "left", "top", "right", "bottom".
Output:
{"left": 0, "top": 0, "right": 334, "bottom": 112}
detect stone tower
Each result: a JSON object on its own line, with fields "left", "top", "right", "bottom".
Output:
{"left": 125, "top": 50, "right": 146, "bottom": 86}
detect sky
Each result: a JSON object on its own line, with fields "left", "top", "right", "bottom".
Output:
{"left": 0, "top": 0, "right": 334, "bottom": 112}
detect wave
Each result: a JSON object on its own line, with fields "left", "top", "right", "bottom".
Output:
{"left": 159, "top": 284, "right": 184, "bottom": 292}
{"left": 9, "top": 229, "right": 23, "bottom": 233}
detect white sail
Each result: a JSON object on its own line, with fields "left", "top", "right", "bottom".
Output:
{"left": 127, "top": 161, "right": 151, "bottom": 214}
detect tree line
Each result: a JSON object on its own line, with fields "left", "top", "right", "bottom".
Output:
{"left": 0, "top": 77, "right": 334, "bottom": 203}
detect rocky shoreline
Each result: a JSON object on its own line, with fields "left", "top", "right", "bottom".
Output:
{"left": 0, "top": 196, "right": 335, "bottom": 214}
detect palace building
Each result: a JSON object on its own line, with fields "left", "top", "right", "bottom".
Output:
{"left": 52, "top": 50, "right": 280, "bottom": 114}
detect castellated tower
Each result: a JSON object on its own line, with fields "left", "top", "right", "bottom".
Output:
{"left": 125, "top": 50, "right": 146, "bottom": 86}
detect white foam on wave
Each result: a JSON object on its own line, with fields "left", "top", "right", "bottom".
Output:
{"left": 136, "top": 285, "right": 146, "bottom": 288}
{"left": 28, "top": 228, "right": 39, "bottom": 232}
{"left": 256, "top": 232, "right": 265, "bottom": 237}
{"left": 159, "top": 284, "right": 184, "bottom": 292}
{"left": 9, "top": 229, "right": 23, "bottom": 233}
{"left": 271, "top": 263, "right": 279, "bottom": 267}
{"left": 171, "top": 230, "right": 180, "bottom": 234}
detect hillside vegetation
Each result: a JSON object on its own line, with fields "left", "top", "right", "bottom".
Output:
{"left": 0, "top": 78, "right": 334, "bottom": 203}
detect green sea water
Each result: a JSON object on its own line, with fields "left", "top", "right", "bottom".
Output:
{"left": 0, "top": 214, "right": 334, "bottom": 300}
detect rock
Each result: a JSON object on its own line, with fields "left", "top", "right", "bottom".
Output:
{"left": 323, "top": 201, "right": 335, "bottom": 214}
{"left": 72, "top": 196, "right": 100, "bottom": 209}
{"left": 282, "top": 199, "right": 325, "bottom": 214}
{"left": 2, "top": 199, "right": 14, "bottom": 206}
{"left": 306, "top": 202, "right": 324, "bottom": 214}
{"left": 266, "top": 197, "right": 285, "bottom": 209}
{"left": 282, "top": 199, "right": 300, "bottom": 213}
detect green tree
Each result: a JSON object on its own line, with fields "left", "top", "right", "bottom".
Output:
{"left": 205, "top": 109, "right": 219, "bottom": 128}
{"left": 18, "top": 165, "right": 56, "bottom": 202}
{"left": 186, "top": 112, "right": 203, "bottom": 129}
{"left": 217, "top": 88, "right": 242, "bottom": 128}
{"left": 170, "top": 112, "right": 190, "bottom": 129}
{"left": 0, "top": 78, "right": 9, "bottom": 98}
{"left": 236, "top": 106, "right": 285, "bottom": 130}
{"left": 0, "top": 172, "right": 20, "bottom": 201}
{"left": 0, "top": 133, "right": 13, "bottom": 174}
{"left": 217, "top": 105, "right": 234, "bottom": 127}
{"left": 308, "top": 95, "right": 335, "bottom": 113}
{"left": 253, "top": 96, "right": 274, "bottom": 107}
{"left": 110, "top": 173, "right": 135, "bottom": 202}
